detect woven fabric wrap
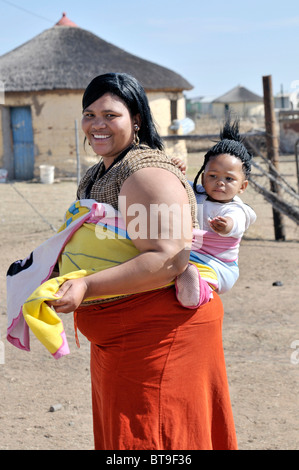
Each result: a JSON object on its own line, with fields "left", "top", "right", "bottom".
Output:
{"left": 77, "top": 145, "right": 198, "bottom": 228}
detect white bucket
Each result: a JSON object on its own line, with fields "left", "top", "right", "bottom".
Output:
{"left": 0, "top": 168, "right": 8, "bottom": 183}
{"left": 39, "top": 165, "right": 55, "bottom": 184}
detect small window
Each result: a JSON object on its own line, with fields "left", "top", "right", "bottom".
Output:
{"left": 170, "top": 100, "right": 178, "bottom": 121}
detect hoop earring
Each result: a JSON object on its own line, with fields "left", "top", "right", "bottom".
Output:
{"left": 133, "top": 124, "right": 140, "bottom": 147}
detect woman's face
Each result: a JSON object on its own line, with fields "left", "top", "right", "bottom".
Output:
{"left": 82, "top": 92, "right": 140, "bottom": 168}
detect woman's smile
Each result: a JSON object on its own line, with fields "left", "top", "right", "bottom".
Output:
{"left": 92, "top": 134, "right": 111, "bottom": 140}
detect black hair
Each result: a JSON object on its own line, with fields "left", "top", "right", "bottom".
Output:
{"left": 82, "top": 72, "right": 164, "bottom": 150}
{"left": 193, "top": 116, "right": 253, "bottom": 194}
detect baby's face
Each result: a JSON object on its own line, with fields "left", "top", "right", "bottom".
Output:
{"left": 201, "top": 153, "right": 248, "bottom": 203}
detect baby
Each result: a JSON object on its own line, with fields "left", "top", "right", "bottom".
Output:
{"left": 175, "top": 117, "right": 256, "bottom": 308}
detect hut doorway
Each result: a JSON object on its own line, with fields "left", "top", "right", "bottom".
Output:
{"left": 10, "top": 106, "right": 34, "bottom": 180}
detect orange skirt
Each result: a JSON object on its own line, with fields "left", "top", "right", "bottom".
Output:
{"left": 75, "top": 287, "right": 237, "bottom": 450}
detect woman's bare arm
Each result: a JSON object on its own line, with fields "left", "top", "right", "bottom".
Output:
{"left": 48, "top": 168, "right": 193, "bottom": 313}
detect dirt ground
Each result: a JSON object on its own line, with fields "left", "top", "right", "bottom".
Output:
{"left": 0, "top": 155, "right": 298, "bottom": 450}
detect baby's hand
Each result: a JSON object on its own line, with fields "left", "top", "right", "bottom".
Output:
{"left": 208, "top": 216, "right": 233, "bottom": 234}
{"left": 171, "top": 157, "right": 186, "bottom": 175}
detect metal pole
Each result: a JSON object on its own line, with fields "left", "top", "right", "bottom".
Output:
{"left": 75, "top": 119, "right": 81, "bottom": 186}
{"left": 262, "top": 75, "right": 286, "bottom": 241}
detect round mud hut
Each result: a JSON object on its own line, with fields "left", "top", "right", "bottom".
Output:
{"left": 0, "top": 13, "right": 193, "bottom": 179}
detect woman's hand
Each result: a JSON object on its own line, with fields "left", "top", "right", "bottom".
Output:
{"left": 48, "top": 277, "right": 88, "bottom": 313}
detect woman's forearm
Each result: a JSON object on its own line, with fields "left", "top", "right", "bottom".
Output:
{"left": 50, "top": 245, "right": 191, "bottom": 314}
{"left": 84, "top": 247, "right": 190, "bottom": 299}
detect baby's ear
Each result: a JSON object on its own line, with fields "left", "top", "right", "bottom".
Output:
{"left": 239, "top": 179, "right": 248, "bottom": 194}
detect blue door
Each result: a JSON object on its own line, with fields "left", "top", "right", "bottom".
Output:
{"left": 10, "top": 107, "right": 34, "bottom": 180}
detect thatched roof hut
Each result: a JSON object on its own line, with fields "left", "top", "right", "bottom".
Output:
{"left": 0, "top": 13, "right": 192, "bottom": 180}
{"left": 0, "top": 13, "right": 192, "bottom": 93}
{"left": 212, "top": 85, "right": 264, "bottom": 118}
{"left": 213, "top": 85, "right": 263, "bottom": 104}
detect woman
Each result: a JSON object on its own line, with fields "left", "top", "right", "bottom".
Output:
{"left": 49, "top": 73, "right": 237, "bottom": 450}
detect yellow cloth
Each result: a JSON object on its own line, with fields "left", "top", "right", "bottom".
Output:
{"left": 22, "top": 271, "right": 91, "bottom": 358}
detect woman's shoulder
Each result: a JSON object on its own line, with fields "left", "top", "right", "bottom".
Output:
{"left": 123, "top": 145, "right": 169, "bottom": 164}
{"left": 119, "top": 145, "right": 198, "bottom": 227}
{"left": 118, "top": 145, "right": 174, "bottom": 178}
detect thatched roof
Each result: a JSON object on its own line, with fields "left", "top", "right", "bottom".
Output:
{"left": 213, "top": 85, "right": 263, "bottom": 103}
{"left": 0, "top": 15, "right": 192, "bottom": 93}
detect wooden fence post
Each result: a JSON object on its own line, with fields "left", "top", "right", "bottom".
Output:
{"left": 262, "top": 75, "right": 286, "bottom": 241}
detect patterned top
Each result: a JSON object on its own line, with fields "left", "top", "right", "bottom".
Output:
{"left": 77, "top": 145, "right": 198, "bottom": 228}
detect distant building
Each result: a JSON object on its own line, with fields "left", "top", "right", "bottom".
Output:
{"left": 274, "top": 88, "right": 299, "bottom": 153}
{"left": 0, "top": 13, "right": 192, "bottom": 179}
{"left": 186, "top": 95, "right": 216, "bottom": 117}
{"left": 211, "top": 85, "right": 264, "bottom": 119}
{"left": 274, "top": 90, "right": 299, "bottom": 110}
{"left": 274, "top": 93, "right": 291, "bottom": 110}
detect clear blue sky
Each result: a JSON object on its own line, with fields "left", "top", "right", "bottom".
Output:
{"left": 0, "top": 0, "right": 298, "bottom": 99}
